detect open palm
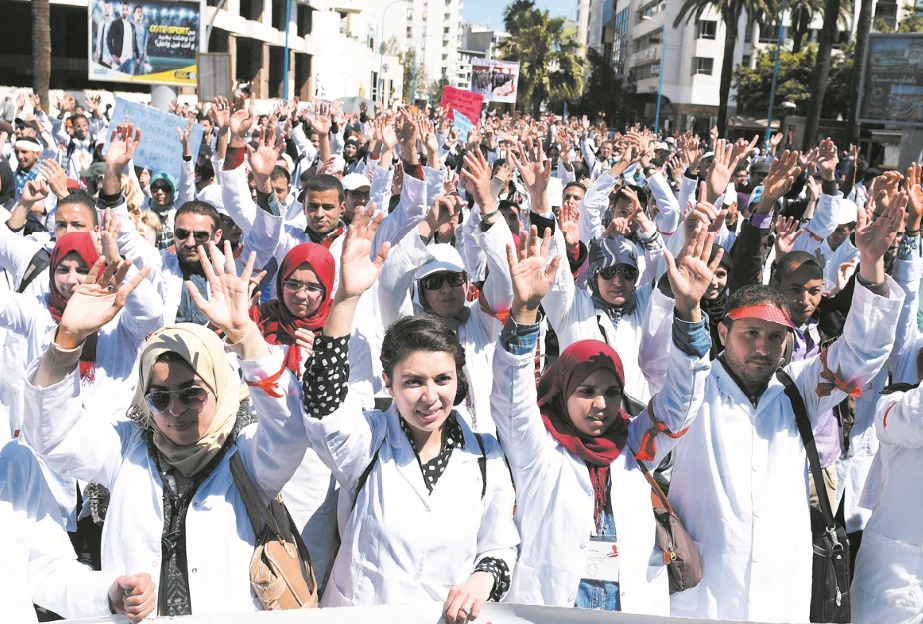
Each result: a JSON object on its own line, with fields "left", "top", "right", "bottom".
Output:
{"left": 508, "top": 227, "right": 561, "bottom": 310}
{"left": 337, "top": 204, "right": 390, "bottom": 299}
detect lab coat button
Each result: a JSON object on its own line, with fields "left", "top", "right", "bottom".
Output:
{"left": 192, "top": 501, "right": 198, "bottom": 507}
{"left": 567, "top": 595, "right": 575, "bottom": 603}
{"left": 413, "top": 573, "right": 421, "bottom": 581}
{"left": 152, "top": 559, "right": 160, "bottom": 567}
{"left": 580, "top": 542, "right": 587, "bottom": 549}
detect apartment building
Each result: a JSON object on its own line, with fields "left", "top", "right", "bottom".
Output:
{"left": 378, "top": 0, "right": 466, "bottom": 89}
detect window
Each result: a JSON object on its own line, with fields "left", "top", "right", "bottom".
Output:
{"left": 697, "top": 20, "right": 717, "bottom": 39}
{"left": 693, "top": 57, "right": 714, "bottom": 75}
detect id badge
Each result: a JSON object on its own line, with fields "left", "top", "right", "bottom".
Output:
{"left": 584, "top": 540, "right": 620, "bottom": 582}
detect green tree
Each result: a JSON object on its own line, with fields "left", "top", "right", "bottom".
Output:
{"left": 575, "top": 48, "right": 638, "bottom": 128}
{"left": 496, "top": 0, "right": 585, "bottom": 114}
{"left": 733, "top": 44, "right": 854, "bottom": 119}
{"left": 801, "top": 0, "right": 842, "bottom": 149}
{"left": 674, "top": 0, "right": 774, "bottom": 135}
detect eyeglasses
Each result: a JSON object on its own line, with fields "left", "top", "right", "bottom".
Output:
{"left": 144, "top": 386, "right": 210, "bottom": 413}
{"left": 282, "top": 279, "right": 326, "bottom": 295}
{"left": 346, "top": 190, "right": 370, "bottom": 200}
{"left": 174, "top": 228, "right": 212, "bottom": 243}
{"left": 597, "top": 265, "right": 639, "bottom": 282}
{"left": 150, "top": 183, "right": 173, "bottom": 193}
{"left": 420, "top": 271, "right": 467, "bottom": 291}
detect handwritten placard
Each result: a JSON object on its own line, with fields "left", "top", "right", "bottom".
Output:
{"left": 103, "top": 97, "right": 203, "bottom": 180}
{"left": 440, "top": 86, "right": 484, "bottom": 123}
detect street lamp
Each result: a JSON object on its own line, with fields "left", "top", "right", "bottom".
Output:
{"left": 765, "top": 0, "right": 788, "bottom": 146}
{"left": 282, "top": 0, "right": 292, "bottom": 100}
{"left": 378, "top": 0, "right": 411, "bottom": 106}
{"left": 642, "top": 15, "right": 666, "bottom": 135}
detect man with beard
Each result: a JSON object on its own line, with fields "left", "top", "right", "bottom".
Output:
{"left": 60, "top": 113, "right": 95, "bottom": 181}
{"left": 666, "top": 183, "right": 907, "bottom": 622}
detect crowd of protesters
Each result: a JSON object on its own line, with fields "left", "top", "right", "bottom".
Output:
{"left": 0, "top": 85, "right": 921, "bottom": 624}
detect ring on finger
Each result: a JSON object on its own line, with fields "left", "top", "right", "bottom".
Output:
{"left": 460, "top": 606, "right": 471, "bottom": 617}
{"left": 106, "top": 282, "right": 116, "bottom": 292}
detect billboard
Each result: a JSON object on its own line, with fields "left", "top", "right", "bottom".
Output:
{"left": 470, "top": 59, "right": 520, "bottom": 104}
{"left": 858, "top": 33, "right": 923, "bottom": 126}
{"left": 88, "top": 0, "right": 202, "bottom": 86}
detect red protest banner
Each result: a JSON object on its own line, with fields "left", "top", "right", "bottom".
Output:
{"left": 440, "top": 86, "right": 484, "bottom": 123}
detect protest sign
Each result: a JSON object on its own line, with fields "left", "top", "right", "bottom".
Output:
{"left": 470, "top": 59, "right": 520, "bottom": 104}
{"left": 89, "top": 0, "right": 202, "bottom": 86}
{"left": 103, "top": 97, "right": 204, "bottom": 181}
{"left": 440, "top": 86, "right": 484, "bottom": 123}
{"left": 453, "top": 112, "right": 473, "bottom": 144}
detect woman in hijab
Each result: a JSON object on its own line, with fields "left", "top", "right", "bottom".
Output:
{"left": 491, "top": 226, "right": 717, "bottom": 613}
{"left": 22, "top": 243, "right": 311, "bottom": 617}
{"left": 249, "top": 241, "right": 341, "bottom": 591}
{"left": 700, "top": 244, "right": 733, "bottom": 359}
{"left": 249, "top": 241, "right": 335, "bottom": 376}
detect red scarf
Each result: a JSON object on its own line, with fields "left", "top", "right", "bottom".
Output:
{"left": 48, "top": 232, "right": 101, "bottom": 382}
{"left": 249, "top": 242, "right": 335, "bottom": 374}
{"left": 537, "top": 339, "right": 630, "bottom": 528}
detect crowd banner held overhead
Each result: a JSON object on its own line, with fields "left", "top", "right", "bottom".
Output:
{"left": 440, "top": 86, "right": 485, "bottom": 123}
{"left": 470, "top": 59, "right": 521, "bottom": 104}
{"left": 453, "top": 112, "right": 473, "bottom": 144}
{"left": 61, "top": 601, "right": 785, "bottom": 623}
{"left": 103, "top": 97, "right": 204, "bottom": 180}
{"left": 197, "top": 53, "right": 233, "bottom": 102}
{"left": 857, "top": 33, "right": 923, "bottom": 126}
{"left": 88, "top": 0, "right": 202, "bottom": 86}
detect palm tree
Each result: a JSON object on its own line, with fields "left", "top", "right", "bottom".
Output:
{"left": 674, "top": 0, "right": 774, "bottom": 135}
{"left": 847, "top": 0, "right": 873, "bottom": 142}
{"left": 496, "top": 1, "right": 585, "bottom": 114}
{"left": 801, "top": 0, "right": 842, "bottom": 149}
{"left": 32, "top": 0, "right": 50, "bottom": 109}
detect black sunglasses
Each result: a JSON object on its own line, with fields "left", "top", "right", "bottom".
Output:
{"left": 174, "top": 228, "right": 212, "bottom": 243}
{"left": 597, "top": 265, "right": 639, "bottom": 282}
{"left": 144, "top": 386, "right": 210, "bottom": 413}
{"left": 420, "top": 271, "right": 467, "bottom": 291}
{"left": 151, "top": 183, "right": 173, "bottom": 193}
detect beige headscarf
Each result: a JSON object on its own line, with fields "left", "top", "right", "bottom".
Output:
{"left": 133, "top": 324, "right": 250, "bottom": 477}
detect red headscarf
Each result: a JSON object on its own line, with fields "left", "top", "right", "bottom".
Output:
{"left": 537, "top": 339, "right": 630, "bottom": 528}
{"left": 48, "top": 232, "right": 101, "bottom": 382}
{"left": 250, "top": 242, "right": 335, "bottom": 374}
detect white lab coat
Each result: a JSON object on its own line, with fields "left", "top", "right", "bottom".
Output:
{"left": 0, "top": 441, "right": 113, "bottom": 621}
{"left": 851, "top": 386, "right": 923, "bottom": 623}
{"left": 668, "top": 278, "right": 904, "bottom": 622}
{"left": 490, "top": 318, "right": 711, "bottom": 613}
{"left": 21, "top": 349, "right": 310, "bottom": 615}
{"left": 304, "top": 402, "right": 519, "bottom": 608}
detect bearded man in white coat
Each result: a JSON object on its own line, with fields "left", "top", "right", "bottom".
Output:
{"left": 667, "top": 196, "right": 907, "bottom": 622}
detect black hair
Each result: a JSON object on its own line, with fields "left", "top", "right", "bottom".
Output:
{"left": 380, "top": 315, "right": 469, "bottom": 406}
{"left": 563, "top": 181, "right": 587, "bottom": 195}
{"left": 773, "top": 251, "right": 824, "bottom": 284}
{"left": 722, "top": 284, "right": 791, "bottom": 327}
{"left": 195, "top": 154, "right": 215, "bottom": 182}
{"left": 303, "top": 174, "right": 345, "bottom": 205}
{"left": 69, "top": 112, "right": 89, "bottom": 125}
{"left": 175, "top": 200, "right": 221, "bottom": 232}
{"left": 270, "top": 165, "right": 291, "bottom": 184}
{"left": 57, "top": 191, "right": 100, "bottom": 226}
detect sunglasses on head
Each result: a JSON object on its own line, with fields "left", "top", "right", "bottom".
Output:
{"left": 144, "top": 386, "right": 210, "bottom": 413}
{"left": 174, "top": 228, "right": 212, "bottom": 243}
{"left": 597, "top": 265, "right": 639, "bottom": 282}
{"left": 420, "top": 271, "right": 467, "bottom": 291}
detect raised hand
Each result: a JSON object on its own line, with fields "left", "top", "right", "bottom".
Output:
{"left": 177, "top": 117, "right": 194, "bottom": 156}
{"left": 816, "top": 137, "right": 839, "bottom": 181}
{"left": 311, "top": 101, "right": 332, "bottom": 137}
{"left": 57, "top": 257, "right": 151, "bottom": 349}
{"left": 682, "top": 182, "right": 723, "bottom": 243}
{"left": 756, "top": 150, "right": 802, "bottom": 213}
{"left": 100, "top": 209, "right": 123, "bottom": 265}
{"left": 336, "top": 203, "right": 390, "bottom": 300}
{"left": 38, "top": 160, "right": 69, "bottom": 199}
{"left": 705, "top": 139, "right": 743, "bottom": 203}
{"left": 559, "top": 202, "right": 581, "bottom": 250}
{"left": 20, "top": 179, "right": 50, "bottom": 207}
{"left": 663, "top": 225, "right": 721, "bottom": 322}
{"left": 510, "top": 139, "right": 551, "bottom": 203}
{"left": 508, "top": 226, "right": 561, "bottom": 322}
{"left": 460, "top": 149, "right": 495, "bottom": 212}
{"left": 187, "top": 242, "right": 265, "bottom": 342}
{"left": 105, "top": 122, "right": 142, "bottom": 173}
{"left": 773, "top": 215, "right": 804, "bottom": 257}
{"left": 856, "top": 191, "right": 906, "bottom": 264}
{"left": 229, "top": 93, "right": 255, "bottom": 146}
{"left": 395, "top": 108, "right": 421, "bottom": 163}
{"left": 906, "top": 162, "right": 923, "bottom": 232}
{"left": 247, "top": 125, "right": 285, "bottom": 190}
{"left": 211, "top": 96, "right": 231, "bottom": 134}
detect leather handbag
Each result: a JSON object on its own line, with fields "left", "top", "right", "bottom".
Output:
{"left": 229, "top": 452, "right": 319, "bottom": 610}
{"left": 778, "top": 370, "right": 851, "bottom": 623}
{"left": 637, "top": 460, "right": 703, "bottom": 594}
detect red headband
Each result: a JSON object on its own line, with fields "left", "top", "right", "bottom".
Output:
{"left": 726, "top": 305, "right": 795, "bottom": 329}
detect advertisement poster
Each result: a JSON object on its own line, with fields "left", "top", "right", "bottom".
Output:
{"left": 858, "top": 33, "right": 923, "bottom": 126}
{"left": 470, "top": 59, "right": 521, "bottom": 104}
{"left": 88, "top": 0, "right": 202, "bottom": 86}
{"left": 103, "top": 97, "right": 204, "bottom": 180}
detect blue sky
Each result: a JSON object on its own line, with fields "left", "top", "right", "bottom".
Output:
{"left": 462, "top": 0, "right": 575, "bottom": 30}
